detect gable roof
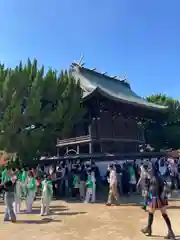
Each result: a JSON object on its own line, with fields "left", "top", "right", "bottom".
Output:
{"left": 70, "top": 63, "right": 167, "bottom": 111}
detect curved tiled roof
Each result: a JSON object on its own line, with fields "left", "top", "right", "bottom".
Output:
{"left": 70, "top": 64, "right": 167, "bottom": 111}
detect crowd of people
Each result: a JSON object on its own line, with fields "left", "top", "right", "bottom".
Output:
{"left": 0, "top": 162, "right": 101, "bottom": 223}
{"left": 0, "top": 157, "right": 179, "bottom": 239}
{"left": 0, "top": 167, "right": 53, "bottom": 220}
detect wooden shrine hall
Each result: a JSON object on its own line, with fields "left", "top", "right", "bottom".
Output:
{"left": 56, "top": 62, "right": 167, "bottom": 156}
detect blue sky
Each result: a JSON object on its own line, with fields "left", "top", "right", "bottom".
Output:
{"left": 0, "top": 0, "right": 179, "bottom": 99}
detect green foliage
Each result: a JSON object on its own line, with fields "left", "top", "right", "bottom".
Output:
{"left": 146, "top": 94, "right": 180, "bottom": 150}
{"left": 0, "top": 59, "right": 85, "bottom": 164}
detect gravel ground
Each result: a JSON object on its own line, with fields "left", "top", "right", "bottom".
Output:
{"left": 0, "top": 197, "right": 180, "bottom": 240}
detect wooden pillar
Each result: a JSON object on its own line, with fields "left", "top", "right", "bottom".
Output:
{"left": 57, "top": 147, "right": 60, "bottom": 157}
{"left": 88, "top": 120, "right": 93, "bottom": 154}
{"left": 88, "top": 124, "right": 92, "bottom": 136}
{"left": 142, "top": 126, "right": 145, "bottom": 142}
{"left": 89, "top": 142, "right": 92, "bottom": 154}
{"left": 77, "top": 144, "right": 80, "bottom": 154}
{"left": 66, "top": 146, "right": 69, "bottom": 155}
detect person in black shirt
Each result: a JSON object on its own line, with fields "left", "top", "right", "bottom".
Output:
{"left": 2, "top": 170, "right": 16, "bottom": 222}
{"left": 141, "top": 165, "right": 175, "bottom": 239}
{"left": 122, "top": 164, "right": 130, "bottom": 196}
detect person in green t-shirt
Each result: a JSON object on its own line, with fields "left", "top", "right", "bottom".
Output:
{"left": 72, "top": 172, "right": 79, "bottom": 198}
{"left": 84, "top": 170, "right": 94, "bottom": 203}
{"left": 21, "top": 168, "right": 27, "bottom": 198}
{"left": 21, "top": 168, "right": 27, "bottom": 182}
{"left": 129, "top": 165, "right": 136, "bottom": 191}
{"left": 25, "top": 171, "right": 37, "bottom": 213}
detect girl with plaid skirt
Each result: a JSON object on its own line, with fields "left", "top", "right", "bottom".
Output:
{"left": 141, "top": 166, "right": 176, "bottom": 239}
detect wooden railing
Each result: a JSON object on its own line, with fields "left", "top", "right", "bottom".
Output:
{"left": 57, "top": 135, "right": 144, "bottom": 146}
{"left": 57, "top": 135, "right": 91, "bottom": 146}
{"left": 98, "top": 137, "right": 144, "bottom": 143}
{"left": 39, "top": 151, "right": 168, "bottom": 163}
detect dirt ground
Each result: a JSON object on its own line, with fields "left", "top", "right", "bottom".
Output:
{"left": 0, "top": 197, "right": 180, "bottom": 240}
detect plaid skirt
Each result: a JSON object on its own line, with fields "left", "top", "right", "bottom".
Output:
{"left": 149, "top": 196, "right": 168, "bottom": 209}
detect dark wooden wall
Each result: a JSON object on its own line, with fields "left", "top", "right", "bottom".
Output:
{"left": 91, "top": 112, "right": 142, "bottom": 141}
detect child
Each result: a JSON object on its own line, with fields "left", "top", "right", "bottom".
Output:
{"left": 40, "top": 175, "right": 53, "bottom": 216}
{"left": 26, "top": 171, "right": 36, "bottom": 213}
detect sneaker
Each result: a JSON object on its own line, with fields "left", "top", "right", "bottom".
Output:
{"left": 106, "top": 203, "right": 112, "bottom": 206}
{"left": 4, "top": 219, "right": 10, "bottom": 222}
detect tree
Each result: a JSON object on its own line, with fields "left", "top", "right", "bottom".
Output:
{"left": 0, "top": 59, "right": 85, "bottom": 164}
{"left": 145, "top": 94, "right": 180, "bottom": 150}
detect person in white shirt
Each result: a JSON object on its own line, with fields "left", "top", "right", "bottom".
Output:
{"left": 106, "top": 164, "right": 119, "bottom": 206}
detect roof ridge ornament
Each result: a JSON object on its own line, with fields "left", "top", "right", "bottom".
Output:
{"left": 121, "top": 74, "right": 127, "bottom": 81}
{"left": 73, "top": 55, "right": 85, "bottom": 67}
{"left": 116, "top": 74, "right": 126, "bottom": 81}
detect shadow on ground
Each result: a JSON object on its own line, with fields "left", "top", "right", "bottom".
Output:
{"left": 33, "top": 205, "right": 68, "bottom": 209}
{"left": 64, "top": 195, "right": 143, "bottom": 207}
{"left": 0, "top": 210, "right": 86, "bottom": 216}
{"left": 14, "top": 218, "right": 61, "bottom": 224}
{"left": 167, "top": 205, "right": 180, "bottom": 210}
{"left": 152, "top": 234, "right": 180, "bottom": 239}
{"left": 24, "top": 210, "right": 86, "bottom": 216}
{"left": 51, "top": 211, "right": 87, "bottom": 216}
{"left": 22, "top": 207, "right": 69, "bottom": 215}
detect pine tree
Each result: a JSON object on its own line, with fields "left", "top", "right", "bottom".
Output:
{"left": 0, "top": 59, "right": 85, "bottom": 164}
